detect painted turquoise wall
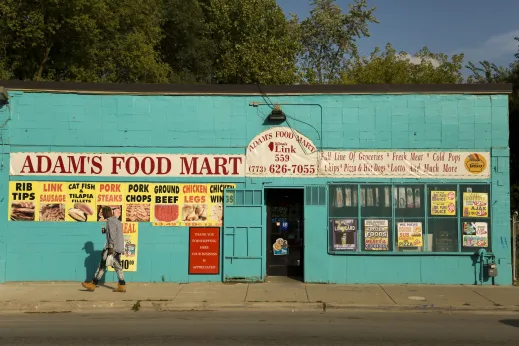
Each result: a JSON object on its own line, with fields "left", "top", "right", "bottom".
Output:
{"left": 0, "top": 91, "right": 511, "bottom": 285}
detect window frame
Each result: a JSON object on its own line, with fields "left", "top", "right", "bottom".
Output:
{"left": 327, "top": 182, "right": 492, "bottom": 255}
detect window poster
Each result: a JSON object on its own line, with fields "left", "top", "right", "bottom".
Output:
{"left": 364, "top": 219, "right": 389, "bottom": 251}
{"left": 431, "top": 191, "right": 456, "bottom": 216}
{"left": 462, "top": 222, "right": 489, "bottom": 248}
{"left": 397, "top": 222, "right": 423, "bottom": 248}
{"left": 463, "top": 193, "right": 489, "bottom": 218}
{"left": 330, "top": 219, "right": 357, "bottom": 251}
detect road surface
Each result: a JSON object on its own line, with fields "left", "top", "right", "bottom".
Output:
{"left": 0, "top": 310, "right": 518, "bottom": 345}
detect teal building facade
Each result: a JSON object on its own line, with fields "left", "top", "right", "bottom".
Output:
{"left": 0, "top": 82, "right": 513, "bottom": 285}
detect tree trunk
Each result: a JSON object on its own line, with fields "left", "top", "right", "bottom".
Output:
{"left": 35, "top": 45, "right": 52, "bottom": 81}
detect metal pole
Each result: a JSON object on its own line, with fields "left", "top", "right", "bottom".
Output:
{"left": 513, "top": 212, "right": 517, "bottom": 283}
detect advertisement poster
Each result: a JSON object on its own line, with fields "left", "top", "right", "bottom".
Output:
{"left": 189, "top": 227, "right": 220, "bottom": 274}
{"left": 66, "top": 183, "right": 97, "bottom": 222}
{"left": 96, "top": 183, "right": 124, "bottom": 222}
{"left": 124, "top": 183, "right": 152, "bottom": 222}
{"left": 8, "top": 181, "right": 40, "bottom": 221}
{"left": 463, "top": 193, "right": 489, "bottom": 218}
{"left": 462, "top": 222, "right": 489, "bottom": 248}
{"left": 397, "top": 222, "right": 423, "bottom": 248}
{"left": 273, "top": 238, "right": 289, "bottom": 255}
{"left": 364, "top": 219, "right": 389, "bottom": 251}
{"left": 39, "top": 182, "right": 68, "bottom": 222}
{"left": 319, "top": 150, "right": 490, "bottom": 179}
{"left": 108, "top": 222, "right": 138, "bottom": 272}
{"left": 330, "top": 219, "right": 357, "bottom": 250}
{"left": 8, "top": 181, "right": 232, "bottom": 227}
{"left": 431, "top": 191, "right": 456, "bottom": 216}
{"left": 153, "top": 184, "right": 181, "bottom": 225}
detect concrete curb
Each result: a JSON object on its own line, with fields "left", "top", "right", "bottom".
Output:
{"left": 1, "top": 300, "right": 519, "bottom": 315}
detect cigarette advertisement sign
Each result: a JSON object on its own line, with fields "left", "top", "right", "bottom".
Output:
{"left": 8, "top": 181, "right": 234, "bottom": 227}
{"left": 108, "top": 222, "right": 138, "bottom": 272}
{"left": 462, "top": 222, "right": 489, "bottom": 248}
{"left": 397, "top": 222, "right": 423, "bottom": 248}
{"left": 431, "top": 191, "right": 456, "bottom": 216}
{"left": 463, "top": 193, "right": 489, "bottom": 218}
{"left": 189, "top": 227, "right": 220, "bottom": 274}
{"left": 330, "top": 219, "right": 357, "bottom": 251}
{"left": 364, "top": 219, "right": 389, "bottom": 251}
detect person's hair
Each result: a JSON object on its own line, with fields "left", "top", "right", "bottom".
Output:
{"left": 102, "top": 206, "right": 113, "bottom": 217}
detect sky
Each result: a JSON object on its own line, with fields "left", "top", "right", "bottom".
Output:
{"left": 277, "top": 0, "right": 519, "bottom": 72}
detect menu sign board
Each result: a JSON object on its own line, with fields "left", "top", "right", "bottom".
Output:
{"left": 8, "top": 181, "right": 233, "bottom": 227}
{"left": 189, "top": 227, "right": 220, "bottom": 275}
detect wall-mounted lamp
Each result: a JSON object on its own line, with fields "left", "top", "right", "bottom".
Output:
{"left": 268, "top": 104, "right": 286, "bottom": 121}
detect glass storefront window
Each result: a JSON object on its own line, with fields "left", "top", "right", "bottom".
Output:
{"left": 327, "top": 183, "right": 490, "bottom": 254}
{"left": 361, "top": 185, "right": 392, "bottom": 218}
{"left": 329, "top": 184, "right": 358, "bottom": 218}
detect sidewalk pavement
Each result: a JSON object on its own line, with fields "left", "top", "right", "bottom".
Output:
{"left": 1, "top": 278, "right": 519, "bottom": 314}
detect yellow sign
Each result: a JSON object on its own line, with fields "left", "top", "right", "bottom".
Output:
{"left": 9, "top": 181, "right": 233, "bottom": 227}
{"left": 124, "top": 183, "right": 153, "bottom": 222}
{"left": 96, "top": 183, "right": 124, "bottom": 222}
{"left": 66, "top": 183, "right": 97, "bottom": 222}
{"left": 431, "top": 191, "right": 456, "bottom": 216}
{"left": 152, "top": 183, "right": 235, "bottom": 227}
{"left": 463, "top": 193, "right": 489, "bottom": 217}
{"left": 464, "top": 153, "right": 487, "bottom": 174}
{"left": 8, "top": 181, "right": 40, "bottom": 221}
{"left": 397, "top": 222, "right": 423, "bottom": 247}
{"left": 108, "top": 222, "right": 138, "bottom": 272}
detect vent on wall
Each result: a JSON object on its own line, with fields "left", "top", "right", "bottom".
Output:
{"left": 305, "top": 185, "right": 326, "bottom": 206}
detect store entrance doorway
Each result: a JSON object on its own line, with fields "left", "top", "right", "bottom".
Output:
{"left": 265, "top": 188, "right": 304, "bottom": 279}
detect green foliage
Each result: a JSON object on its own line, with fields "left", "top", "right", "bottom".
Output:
{"left": 0, "top": 0, "right": 169, "bottom": 83}
{"left": 467, "top": 38, "right": 519, "bottom": 211}
{"left": 342, "top": 43, "right": 464, "bottom": 84}
{"left": 206, "top": 0, "right": 300, "bottom": 84}
{"left": 299, "top": 0, "right": 378, "bottom": 84}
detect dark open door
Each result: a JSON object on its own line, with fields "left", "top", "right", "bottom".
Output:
{"left": 266, "top": 188, "right": 304, "bottom": 278}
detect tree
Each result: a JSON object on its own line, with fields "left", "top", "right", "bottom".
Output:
{"left": 160, "top": 0, "right": 215, "bottom": 83}
{"left": 467, "top": 38, "right": 519, "bottom": 211}
{"left": 341, "top": 43, "right": 464, "bottom": 84}
{"left": 0, "top": 0, "right": 170, "bottom": 83}
{"left": 203, "top": 0, "right": 300, "bottom": 84}
{"left": 299, "top": 0, "right": 378, "bottom": 84}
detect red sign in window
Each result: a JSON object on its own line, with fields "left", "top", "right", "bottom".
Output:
{"left": 189, "top": 227, "right": 220, "bottom": 275}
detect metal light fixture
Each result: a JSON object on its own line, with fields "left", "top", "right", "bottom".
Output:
{"left": 268, "top": 104, "right": 286, "bottom": 121}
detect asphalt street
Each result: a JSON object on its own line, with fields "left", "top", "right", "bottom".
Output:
{"left": 0, "top": 310, "right": 518, "bottom": 345}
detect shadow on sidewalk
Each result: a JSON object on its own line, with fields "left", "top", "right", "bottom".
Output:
{"left": 500, "top": 320, "right": 519, "bottom": 328}
{"left": 83, "top": 241, "right": 106, "bottom": 285}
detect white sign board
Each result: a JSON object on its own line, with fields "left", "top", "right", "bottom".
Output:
{"left": 319, "top": 150, "right": 490, "bottom": 179}
{"left": 245, "top": 126, "right": 319, "bottom": 177}
{"left": 9, "top": 153, "right": 246, "bottom": 177}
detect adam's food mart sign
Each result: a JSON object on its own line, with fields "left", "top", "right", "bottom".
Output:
{"left": 9, "top": 127, "right": 490, "bottom": 179}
